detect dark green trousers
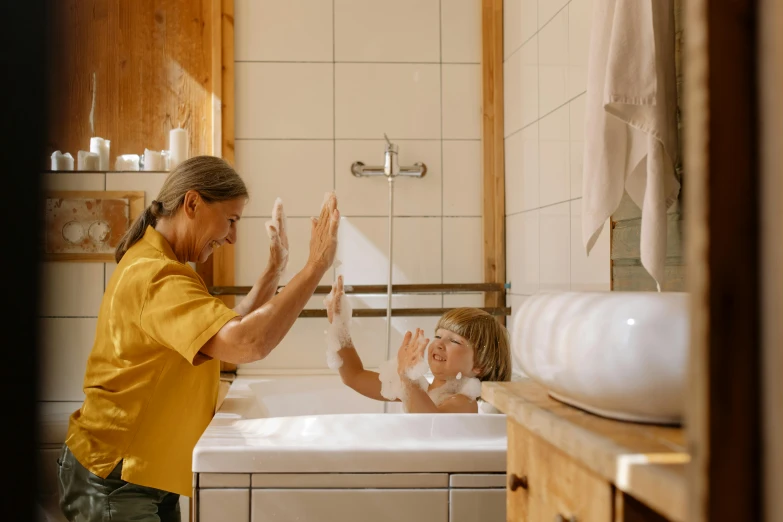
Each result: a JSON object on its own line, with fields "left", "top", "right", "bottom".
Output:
{"left": 57, "top": 444, "right": 181, "bottom": 522}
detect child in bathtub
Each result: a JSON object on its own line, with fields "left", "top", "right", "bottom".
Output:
{"left": 324, "top": 275, "right": 511, "bottom": 413}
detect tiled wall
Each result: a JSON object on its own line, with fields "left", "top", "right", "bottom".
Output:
{"left": 503, "top": 0, "right": 610, "bottom": 330}
{"left": 39, "top": 173, "right": 169, "bottom": 413}
{"left": 233, "top": 0, "right": 486, "bottom": 373}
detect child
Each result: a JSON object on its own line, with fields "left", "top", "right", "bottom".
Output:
{"left": 325, "top": 275, "right": 511, "bottom": 413}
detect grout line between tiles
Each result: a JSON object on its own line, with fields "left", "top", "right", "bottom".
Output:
{"left": 235, "top": 138, "right": 481, "bottom": 142}
{"left": 241, "top": 215, "right": 479, "bottom": 219}
{"left": 234, "top": 60, "right": 480, "bottom": 65}
{"left": 505, "top": 197, "right": 582, "bottom": 218}
{"left": 332, "top": 0, "right": 337, "bottom": 284}
{"left": 439, "top": 0, "right": 444, "bottom": 299}
{"left": 504, "top": 90, "right": 586, "bottom": 142}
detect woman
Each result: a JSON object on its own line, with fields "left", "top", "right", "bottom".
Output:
{"left": 57, "top": 156, "right": 340, "bottom": 521}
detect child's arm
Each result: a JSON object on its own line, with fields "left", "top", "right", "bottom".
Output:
{"left": 336, "top": 343, "right": 389, "bottom": 401}
{"left": 326, "top": 275, "right": 392, "bottom": 402}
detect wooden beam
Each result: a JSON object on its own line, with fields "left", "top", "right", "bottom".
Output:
{"left": 210, "top": 283, "right": 508, "bottom": 296}
{"left": 481, "top": 0, "right": 506, "bottom": 322}
{"left": 684, "top": 0, "right": 762, "bottom": 520}
{"left": 759, "top": 0, "right": 783, "bottom": 518}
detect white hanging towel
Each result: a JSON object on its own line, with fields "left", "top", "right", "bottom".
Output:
{"left": 582, "top": 0, "right": 680, "bottom": 291}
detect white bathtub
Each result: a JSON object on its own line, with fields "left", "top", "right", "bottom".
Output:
{"left": 193, "top": 376, "right": 508, "bottom": 522}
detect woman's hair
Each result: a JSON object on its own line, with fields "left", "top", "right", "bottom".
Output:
{"left": 435, "top": 307, "right": 512, "bottom": 382}
{"left": 114, "top": 155, "right": 248, "bottom": 263}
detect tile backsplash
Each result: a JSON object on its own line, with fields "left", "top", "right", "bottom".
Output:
{"left": 504, "top": 0, "right": 610, "bottom": 342}
{"left": 233, "top": 0, "right": 485, "bottom": 372}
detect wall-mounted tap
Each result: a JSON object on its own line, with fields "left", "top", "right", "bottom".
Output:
{"left": 351, "top": 134, "right": 427, "bottom": 178}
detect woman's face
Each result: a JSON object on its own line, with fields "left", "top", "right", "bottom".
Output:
{"left": 427, "top": 328, "right": 480, "bottom": 380}
{"left": 192, "top": 197, "right": 245, "bottom": 263}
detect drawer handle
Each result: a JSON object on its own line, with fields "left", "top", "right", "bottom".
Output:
{"left": 508, "top": 474, "right": 528, "bottom": 491}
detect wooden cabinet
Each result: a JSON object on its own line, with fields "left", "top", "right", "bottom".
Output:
{"left": 486, "top": 381, "right": 687, "bottom": 522}
{"left": 508, "top": 421, "right": 612, "bottom": 522}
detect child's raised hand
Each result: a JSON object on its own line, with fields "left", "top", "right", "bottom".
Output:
{"left": 397, "top": 328, "right": 429, "bottom": 378}
{"left": 325, "top": 275, "right": 345, "bottom": 324}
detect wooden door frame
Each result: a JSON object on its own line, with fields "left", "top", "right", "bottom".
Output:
{"left": 481, "top": 0, "right": 506, "bottom": 322}
{"left": 684, "top": 0, "right": 763, "bottom": 520}
{"left": 759, "top": 0, "right": 783, "bottom": 519}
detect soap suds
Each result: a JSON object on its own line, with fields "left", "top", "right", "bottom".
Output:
{"left": 324, "top": 284, "right": 352, "bottom": 370}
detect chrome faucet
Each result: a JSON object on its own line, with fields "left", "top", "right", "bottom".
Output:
{"left": 351, "top": 134, "right": 427, "bottom": 178}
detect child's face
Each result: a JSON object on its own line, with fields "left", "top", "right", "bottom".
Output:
{"left": 428, "top": 328, "right": 480, "bottom": 379}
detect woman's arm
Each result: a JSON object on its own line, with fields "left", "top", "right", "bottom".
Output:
{"left": 200, "top": 194, "right": 339, "bottom": 364}
{"left": 234, "top": 199, "right": 288, "bottom": 317}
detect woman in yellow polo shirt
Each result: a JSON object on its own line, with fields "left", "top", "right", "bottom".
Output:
{"left": 57, "top": 156, "right": 340, "bottom": 522}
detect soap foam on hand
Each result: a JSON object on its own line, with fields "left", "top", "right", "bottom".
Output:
{"left": 323, "top": 287, "right": 352, "bottom": 370}
{"left": 378, "top": 358, "right": 428, "bottom": 403}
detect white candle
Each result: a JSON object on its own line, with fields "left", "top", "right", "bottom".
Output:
{"left": 143, "top": 149, "right": 164, "bottom": 171}
{"left": 89, "top": 137, "right": 110, "bottom": 171}
{"left": 50, "top": 151, "right": 74, "bottom": 171}
{"left": 168, "top": 128, "right": 188, "bottom": 169}
{"left": 161, "top": 150, "right": 171, "bottom": 171}
{"left": 77, "top": 150, "right": 100, "bottom": 171}
{"left": 115, "top": 154, "right": 140, "bottom": 171}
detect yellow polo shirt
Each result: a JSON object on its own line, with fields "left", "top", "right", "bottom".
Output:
{"left": 65, "top": 226, "right": 239, "bottom": 496}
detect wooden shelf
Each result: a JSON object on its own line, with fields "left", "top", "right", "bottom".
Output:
{"left": 298, "top": 307, "right": 510, "bottom": 318}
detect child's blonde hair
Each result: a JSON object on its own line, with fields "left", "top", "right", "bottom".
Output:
{"left": 435, "top": 308, "right": 511, "bottom": 382}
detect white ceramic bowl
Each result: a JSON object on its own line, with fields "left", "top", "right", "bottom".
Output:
{"left": 513, "top": 291, "right": 689, "bottom": 424}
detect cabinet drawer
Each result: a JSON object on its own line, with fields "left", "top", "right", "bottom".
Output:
{"left": 507, "top": 420, "right": 612, "bottom": 522}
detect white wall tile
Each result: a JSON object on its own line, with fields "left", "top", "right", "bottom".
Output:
{"left": 334, "top": 0, "right": 440, "bottom": 62}
{"left": 442, "top": 0, "right": 482, "bottom": 63}
{"left": 236, "top": 63, "right": 334, "bottom": 139}
{"left": 443, "top": 141, "right": 482, "bottom": 216}
{"left": 538, "top": 9, "right": 568, "bottom": 116}
{"left": 538, "top": 105, "right": 570, "bottom": 206}
{"left": 443, "top": 218, "right": 483, "bottom": 283}
{"left": 39, "top": 318, "right": 97, "bottom": 401}
{"left": 569, "top": 95, "right": 586, "bottom": 198}
{"left": 443, "top": 64, "right": 482, "bottom": 140}
{"left": 507, "top": 294, "right": 529, "bottom": 373}
{"left": 43, "top": 173, "right": 104, "bottom": 191}
{"left": 235, "top": 0, "right": 333, "bottom": 62}
{"left": 539, "top": 202, "right": 570, "bottom": 291}
{"left": 570, "top": 199, "right": 610, "bottom": 291}
{"left": 235, "top": 217, "right": 331, "bottom": 286}
{"left": 444, "top": 293, "right": 485, "bottom": 308}
{"left": 200, "top": 489, "right": 249, "bottom": 522}
{"left": 105, "top": 173, "right": 168, "bottom": 205}
{"left": 335, "top": 140, "right": 441, "bottom": 217}
{"left": 504, "top": 123, "right": 539, "bottom": 214}
{"left": 335, "top": 217, "right": 441, "bottom": 285}
{"left": 40, "top": 263, "right": 104, "bottom": 317}
{"left": 539, "top": 0, "right": 569, "bottom": 29}
{"left": 504, "top": 0, "right": 537, "bottom": 60}
{"left": 504, "top": 35, "right": 538, "bottom": 136}
{"left": 335, "top": 63, "right": 440, "bottom": 139}
{"left": 506, "top": 211, "right": 539, "bottom": 295}
{"left": 235, "top": 140, "right": 334, "bottom": 218}
{"left": 568, "top": 0, "right": 593, "bottom": 98}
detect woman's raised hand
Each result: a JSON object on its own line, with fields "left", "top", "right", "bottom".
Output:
{"left": 265, "top": 198, "right": 289, "bottom": 275}
{"left": 308, "top": 192, "right": 340, "bottom": 273}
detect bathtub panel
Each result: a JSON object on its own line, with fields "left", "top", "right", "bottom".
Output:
{"left": 200, "top": 489, "right": 250, "bottom": 522}
{"left": 449, "top": 474, "right": 507, "bottom": 489}
{"left": 199, "top": 473, "right": 252, "bottom": 488}
{"left": 251, "top": 473, "right": 448, "bottom": 489}
{"left": 251, "top": 489, "right": 448, "bottom": 522}
{"left": 449, "top": 489, "right": 506, "bottom": 522}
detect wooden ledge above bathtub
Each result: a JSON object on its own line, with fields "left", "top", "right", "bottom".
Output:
{"left": 482, "top": 380, "right": 688, "bottom": 522}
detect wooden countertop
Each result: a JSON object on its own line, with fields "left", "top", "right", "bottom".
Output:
{"left": 483, "top": 380, "right": 688, "bottom": 522}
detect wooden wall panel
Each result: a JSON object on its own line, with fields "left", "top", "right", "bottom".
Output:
{"left": 45, "top": 0, "right": 217, "bottom": 168}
